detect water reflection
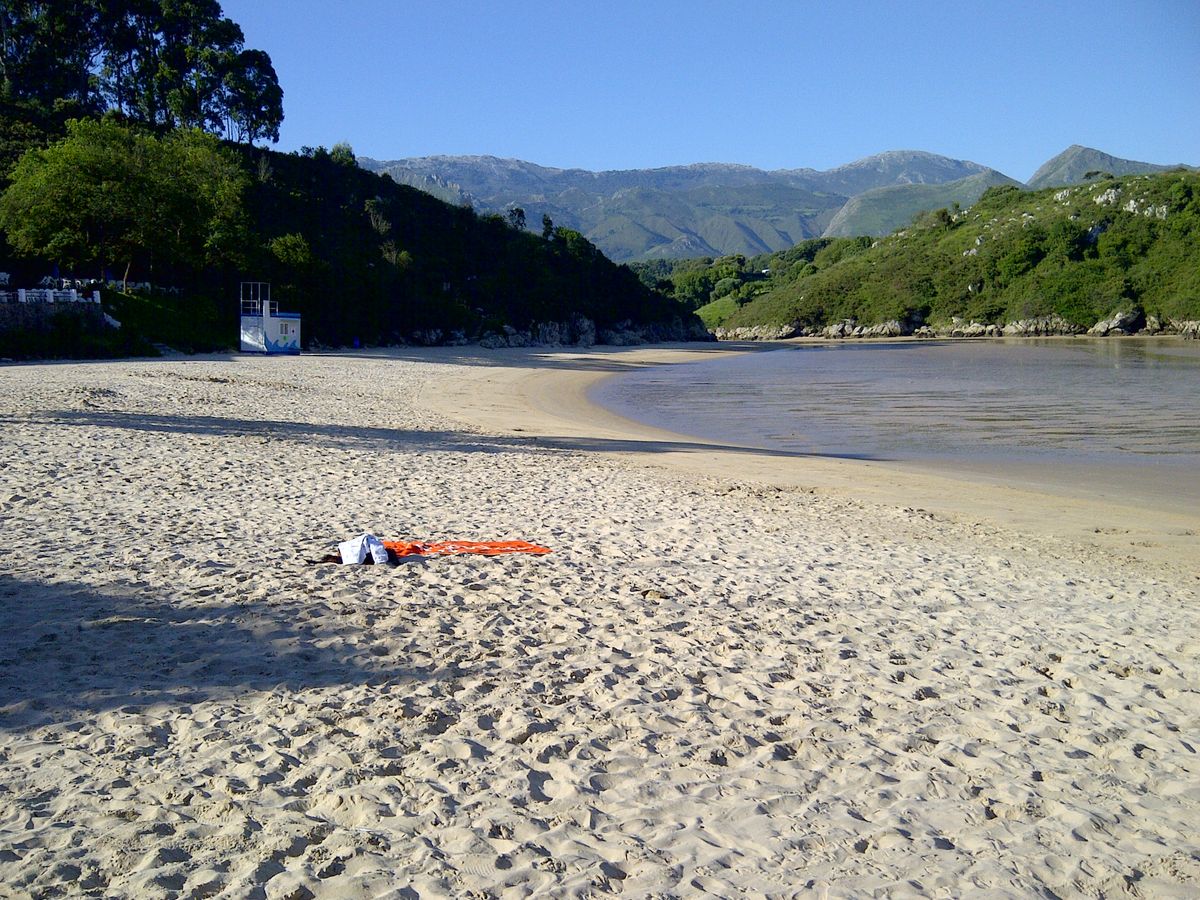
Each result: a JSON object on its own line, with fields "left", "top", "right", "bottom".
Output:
{"left": 593, "top": 338, "right": 1200, "bottom": 465}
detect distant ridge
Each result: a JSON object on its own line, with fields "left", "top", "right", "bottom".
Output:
{"left": 1027, "top": 145, "right": 1187, "bottom": 189}
{"left": 359, "top": 151, "right": 1002, "bottom": 261}
{"left": 359, "top": 146, "right": 1194, "bottom": 260}
{"left": 776, "top": 149, "right": 993, "bottom": 197}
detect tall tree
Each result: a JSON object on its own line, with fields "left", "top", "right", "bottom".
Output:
{"left": 218, "top": 48, "right": 281, "bottom": 143}
{"left": 0, "top": 117, "right": 248, "bottom": 283}
{"left": 2, "top": 0, "right": 282, "bottom": 143}
{"left": 0, "top": 1, "right": 103, "bottom": 116}
{"left": 154, "top": 0, "right": 241, "bottom": 130}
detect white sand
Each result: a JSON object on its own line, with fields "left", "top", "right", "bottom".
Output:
{"left": 1, "top": 345, "right": 1197, "bottom": 898}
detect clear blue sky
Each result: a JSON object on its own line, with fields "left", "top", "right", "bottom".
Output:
{"left": 221, "top": 0, "right": 1199, "bottom": 182}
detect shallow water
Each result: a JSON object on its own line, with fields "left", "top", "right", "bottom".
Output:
{"left": 592, "top": 338, "right": 1200, "bottom": 512}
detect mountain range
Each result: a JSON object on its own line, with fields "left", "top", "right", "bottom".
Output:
{"left": 359, "top": 146, "right": 1193, "bottom": 262}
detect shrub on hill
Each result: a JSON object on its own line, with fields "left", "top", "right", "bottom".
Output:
{"left": 676, "top": 172, "right": 1200, "bottom": 331}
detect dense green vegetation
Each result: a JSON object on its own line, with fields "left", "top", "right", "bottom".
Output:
{"left": 1, "top": 119, "right": 249, "bottom": 285}
{"left": 0, "top": 123, "right": 692, "bottom": 351}
{"left": 632, "top": 240, "right": 834, "bottom": 325}
{"left": 0, "top": 2, "right": 698, "bottom": 355}
{"left": 650, "top": 173, "right": 1200, "bottom": 332}
{"left": 232, "top": 144, "right": 693, "bottom": 347}
{"left": 0, "top": 0, "right": 283, "bottom": 143}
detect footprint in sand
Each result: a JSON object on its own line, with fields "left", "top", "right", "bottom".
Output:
{"left": 527, "top": 770, "right": 553, "bottom": 802}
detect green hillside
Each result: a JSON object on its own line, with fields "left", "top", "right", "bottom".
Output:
{"left": 0, "top": 4, "right": 703, "bottom": 357}
{"left": 0, "top": 128, "right": 700, "bottom": 354}
{"left": 233, "top": 147, "right": 701, "bottom": 348}
{"left": 670, "top": 171, "right": 1200, "bottom": 332}
{"left": 822, "top": 171, "right": 1022, "bottom": 237}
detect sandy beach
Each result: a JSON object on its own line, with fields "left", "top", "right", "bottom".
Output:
{"left": 1, "top": 344, "right": 1198, "bottom": 898}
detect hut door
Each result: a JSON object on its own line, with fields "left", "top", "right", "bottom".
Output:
{"left": 240, "top": 318, "right": 265, "bottom": 352}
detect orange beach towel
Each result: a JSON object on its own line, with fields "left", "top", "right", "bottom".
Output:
{"left": 381, "top": 539, "right": 552, "bottom": 559}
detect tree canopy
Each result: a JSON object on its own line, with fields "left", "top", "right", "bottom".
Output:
{"left": 0, "top": 0, "right": 282, "bottom": 143}
{"left": 0, "top": 117, "right": 248, "bottom": 283}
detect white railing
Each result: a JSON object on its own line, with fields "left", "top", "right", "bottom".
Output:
{"left": 12, "top": 289, "right": 102, "bottom": 304}
{"left": 240, "top": 298, "right": 279, "bottom": 316}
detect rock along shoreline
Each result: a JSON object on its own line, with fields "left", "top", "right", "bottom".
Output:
{"left": 713, "top": 312, "right": 1200, "bottom": 342}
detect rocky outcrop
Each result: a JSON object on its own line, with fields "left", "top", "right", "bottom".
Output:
{"left": 848, "top": 320, "right": 905, "bottom": 338}
{"left": 598, "top": 318, "right": 714, "bottom": 346}
{"left": 409, "top": 328, "right": 465, "bottom": 346}
{"left": 1172, "top": 320, "right": 1200, "bottom": 339}
{"left": 711, "top": 323, "right": 801, "bottom": 341}
{"left": 949, "top": 319, "right": 1001, "bottom": 337}
{"left": 411, "top": 314, "right": 711, "bottom": 349}
{"left": 1003, "top": 315, "right": 1085, "bottom": 336}
{"left": 534, "top": 317, "right": 596, "bottom": 346}
{"left": 821, "top": 320, "right": 857, "bottom": 339}
{"left": 709, "top": 313, "right": 1199, "bottom": 342}
{"left": 478, "top": 315, "right": 596, "bottom": 348}
{"left": 1088, "top": 309, "right": 1145, "bottom": 336}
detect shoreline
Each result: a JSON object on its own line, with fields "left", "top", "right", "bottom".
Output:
{"left": 414, "top": 342, "right": 1200, "bottom": 580}
{"left": 2, "top": 337, "right": 1196, "bottom": 576}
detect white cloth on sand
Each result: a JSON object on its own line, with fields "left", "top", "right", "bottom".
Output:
{"left": 338, "top": 533, "right": 389, "bottom": 565}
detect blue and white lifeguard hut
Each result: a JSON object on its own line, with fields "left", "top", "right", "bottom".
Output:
{"left": 239, "top": 282, "right": 300, "bottom": 354}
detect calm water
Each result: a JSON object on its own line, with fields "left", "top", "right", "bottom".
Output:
{"left": 592, "top": 339, "right": 1200, "bottom": 509}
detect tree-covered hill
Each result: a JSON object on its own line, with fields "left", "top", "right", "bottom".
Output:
{"left": 0, "top": 126, "right": 701, "bottom": 353}
{"left": 0, "top": 2, "right": 703, "bottom": 356}
{"left": 233, "top": 144, "right": 701, "bottom": 348}
{"left": 654, "top": 171, "right": 1200, "bottom": 334}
